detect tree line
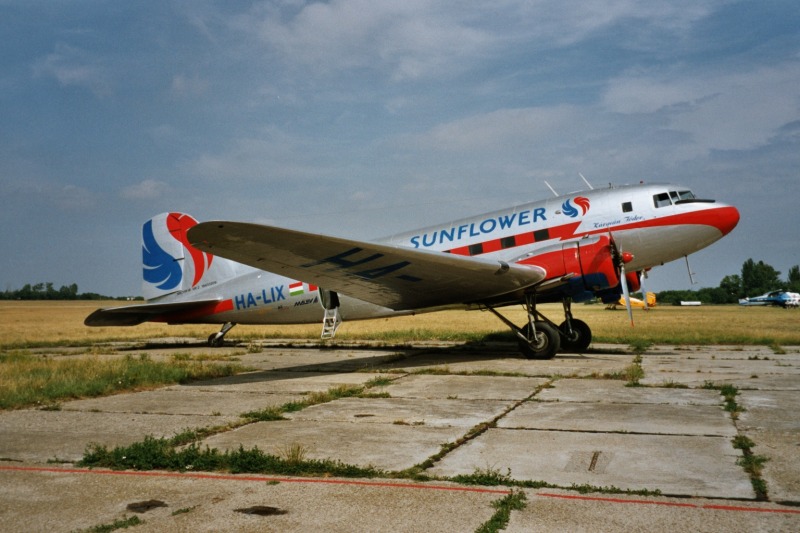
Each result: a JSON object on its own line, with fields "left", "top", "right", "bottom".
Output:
{"left": 656, "top": 259, "right": 800, "bottom": 305}
{"left": 0, "top": 282, "right": 138, "bottom": 301}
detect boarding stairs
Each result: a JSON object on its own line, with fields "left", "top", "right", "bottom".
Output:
{"left": 321, "top": 307, "right": 342, "bottom": 339}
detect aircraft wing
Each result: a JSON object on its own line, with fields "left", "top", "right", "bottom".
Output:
{"left": 188, "top": 222, "right": 546, "bottom": 311}
{"left": 84, "top": 299, "right": 225, "bottom": 326}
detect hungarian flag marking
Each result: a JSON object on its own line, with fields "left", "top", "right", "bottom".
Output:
{"left": 289, "top": 282, "right": 304, "bottom": 296}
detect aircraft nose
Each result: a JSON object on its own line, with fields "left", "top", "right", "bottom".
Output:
{"left": 715, "top": 205, "right": 740, "bottom": 236}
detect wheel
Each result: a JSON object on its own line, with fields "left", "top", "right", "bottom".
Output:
{"left": 558, "top": 319, "right": 592, "bottom": 352}
{"left": 208, "top": 333, "right": 224, "bottom": 347}
{"left": 518, "top": 321, "right": 560, "bottom": 359}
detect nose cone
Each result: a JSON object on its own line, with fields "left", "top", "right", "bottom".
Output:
{"left": 715, "top": 205, "right": 740, "bottom": 236}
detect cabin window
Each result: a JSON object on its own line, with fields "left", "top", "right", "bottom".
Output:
{"left": 500, "top": 236, "right": 516, "bottom": 249}
{"left": 653, "top": 192, "right": 672, "bottom": 208}
{"left": 622, "top": 201, "right": 632, "bottom": 213}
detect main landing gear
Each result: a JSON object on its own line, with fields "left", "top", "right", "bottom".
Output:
{"left": 486, "top": 294, "right": 592, "bottom": 359}
{"left": 208, "top": 322, "right": 236, "bottom": 347}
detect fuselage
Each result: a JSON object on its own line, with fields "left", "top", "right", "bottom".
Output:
{"left": 386, "top": 183, "right": 738, "bottom": 272}
{"left": 157, "top": 182, "right": 739, "bottom": 325}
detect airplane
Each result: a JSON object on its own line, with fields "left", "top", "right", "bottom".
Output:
{"left": 739, "top": 290, "right": 800, "bottom": 308}
{"left": 606, "top": 291, "right": 656, "bottom": 310}
{"left": 85, "top": 182, "right": 740, "bottom": 359}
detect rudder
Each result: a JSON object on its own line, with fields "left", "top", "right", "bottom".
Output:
{"left": 142, "top": 212, "right": 215, "bottom": 300}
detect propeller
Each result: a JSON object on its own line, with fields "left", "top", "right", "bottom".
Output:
{"left": 610, "top": 235, "right": 635, "bottom": 327}
{"left": 640, "top": 269, "right": 649, "bottom": 311}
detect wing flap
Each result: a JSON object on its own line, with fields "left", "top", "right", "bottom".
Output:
{"left": 188, "top": 222, "right": 545, "bottom": 311}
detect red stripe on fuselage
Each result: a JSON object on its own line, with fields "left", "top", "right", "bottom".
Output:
{"left": 154, "top": 299, "right": 234, "bottom": 323}
{"left": 445, "top": 206, "right": 738, "bottom": 257}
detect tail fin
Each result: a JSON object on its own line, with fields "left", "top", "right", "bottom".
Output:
{"left": 142, "top": 213, "right": 233, "bottom": 300}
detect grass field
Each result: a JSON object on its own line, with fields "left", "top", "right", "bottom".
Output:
{"left": 1, "top": 300, "right": 798, "bottom": 410}
{"left": 2, "top": 300, "right": 799, "bottom": 348}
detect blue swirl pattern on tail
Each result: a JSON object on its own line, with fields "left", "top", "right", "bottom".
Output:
{"left": 142, "top": 219, "right": 182, "bottom": 290}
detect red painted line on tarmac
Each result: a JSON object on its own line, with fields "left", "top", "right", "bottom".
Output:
{"left": 0, "top": 465, "right": 510, "bottom": 495}
{"left": 702, "top": 503, "right": 800, "bottom": 514}
{"left": 537, "top": 492, "right": 800, "bottom": 515}
{"left": 538, "top": 492, "right": 695, "bottom": 508}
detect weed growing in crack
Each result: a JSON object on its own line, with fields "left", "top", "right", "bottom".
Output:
{"left": 732, "top": 434, "right": 770, "bottom": 500}
{"left": 476, "top": 490, "right": 527, "bottom": 533}
{"left": 452, "top": 465, "right": 513, "bottom": 486}
{"left": 624, "top": 355, "right": 645, "bottom": 386}
{"left": 81, "top": 515, "right": 143, "bottom": 532}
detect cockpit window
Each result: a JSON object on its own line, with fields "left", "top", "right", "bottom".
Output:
{"left": 653, "top": 192, "right": 671, "bottom": 208}
{"left": 655, "top": 190, "right": 697, "bottom": 208}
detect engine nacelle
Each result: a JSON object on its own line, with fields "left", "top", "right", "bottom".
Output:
{"left": 515, "top": 234, "right": 620, "bottom": 294}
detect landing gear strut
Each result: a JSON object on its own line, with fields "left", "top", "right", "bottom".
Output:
{"left": 486, "top": 293, "right": 593, "bottom": 359}
{"left": 487, "top": 293, "right": 560, "bottom": 359}
{"left": 558, "top": 299, "right": 592, "bottom": 352}
{"left": 208, "top": 322, "right": 236, "bottom": 347}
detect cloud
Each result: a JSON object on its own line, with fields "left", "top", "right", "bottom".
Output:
{"left": 171, "top": 73, "right": 209, "bottom": 97}
{"left": 602, "top": 61, "right": 800, "bottom": 151}
{"left": 32, "top": 43, "right": 111, "bottom": 97}
{"left": 120, "top": 180, "right": 172, "bottom": 200}
{"left": 238, "top": 0, "right": 492, "bottom": 81}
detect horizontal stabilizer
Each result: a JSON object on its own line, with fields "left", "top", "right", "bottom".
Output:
{"left": 84, "top": 299, "right": 224, "bottom": 327}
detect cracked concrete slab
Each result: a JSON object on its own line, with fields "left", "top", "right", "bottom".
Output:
{"left": 201, "top": 420, "right": 466, "bottom": 471}
{"left": 738, "top": 390, "right": 800, "bottom": 503}
{"left": 286, "top": 397, "right": 512, "bottom": 428}
{"left": 0, "top": 410, "right": 239, "bottom": 462}
{"left": 428, "top": 428, "right": 754, "bottom": 498}
{"left": 176, "top": 370, "right": 390, "bottom": 394}
{"left": 61, "top": 389, "right": 303, "bottom": 416}
{"left": 499, "top": 402, "right": 736, "bottom": 436}
{"left": 377, "top": 374, "right": 548, "bottom": 400}
{"left": 374, "top": 349, "right": 633, "bottom": 378}
{"left": 0, "top": 465, "right": 502, "bottom": 533}
{"left": 537, "top": 378, "right": 722, "bottom": 405}
{"left": 506, "top": 489, "right": 800, "bottom": 533}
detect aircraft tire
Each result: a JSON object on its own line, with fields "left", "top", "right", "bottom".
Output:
{"left": 518, "top": 321, "right": 560, "bottom": 359}
{"left": 208, "top": 333, "right": 224, "bottom": 347}
{"left": 558, "top": 319, "right": 592, "bottom": 353}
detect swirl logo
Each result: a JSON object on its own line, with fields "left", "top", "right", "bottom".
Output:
{"left": 167, "top": 213, "right": 213, "bottom": 287}
{"left": 142, "top": 213, "right": 213, "bottom": 291}
{"left": 562, "top": 196, "right": 590, "bottom": 218}
{"left": 143, "top": 219, "right": 183, "bottom": 290}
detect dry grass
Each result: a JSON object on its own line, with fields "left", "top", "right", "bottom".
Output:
{"left": 1, "top": 300, "right": 799, "bottom": 348}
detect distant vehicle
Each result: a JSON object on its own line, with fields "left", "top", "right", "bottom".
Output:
{"left": 86, "top": 182, "right": 739, "bottom": 359}
{"left": 739, "top": 290, "right": 800, "bottom": 308}
{"left": 606, "top": 292, "right": 656, "bottom": 310}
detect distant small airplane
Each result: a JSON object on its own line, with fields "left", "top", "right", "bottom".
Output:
{"left": 739, "top": 290, "right": 800, "bottom": 308}
{"left": 86, "top": 182, "right": 739, "bottom": 359}
{"left": 606, "top": 292, "right": 656, "bottom": 310}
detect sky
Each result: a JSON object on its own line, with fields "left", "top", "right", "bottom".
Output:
{"left": 1, "top": 0, "right": 799, "bottom": 297}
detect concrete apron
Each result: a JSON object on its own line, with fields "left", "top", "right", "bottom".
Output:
{"left": 1, "top": 343, "right": 799, "bottom": 532}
